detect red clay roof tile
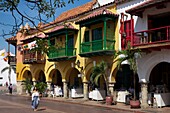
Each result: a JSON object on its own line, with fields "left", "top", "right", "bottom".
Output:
{"left": 6, "top": 36, "right": 17, "bottom": 42}
{"left": 76, "top": 8, "right": 118, "bottom": 23}
{"left": 54, "top": 0, "right": 97, "bottom": 23}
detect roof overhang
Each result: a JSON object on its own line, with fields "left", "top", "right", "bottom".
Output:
{"left": 75, "top": 8, "right": 118, "bottom": 26}
{"left": 126, "top": 0, "right": 169, "bottom": 17}
{"left": 21, "top": 33, "right": 47, "bottom": 42}
{"left": 46, "top": 24, "right": 78, "bottom": 36}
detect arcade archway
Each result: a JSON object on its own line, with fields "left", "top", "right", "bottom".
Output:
{"left": 149, "top": 62, "right": 170, "bottom": 93}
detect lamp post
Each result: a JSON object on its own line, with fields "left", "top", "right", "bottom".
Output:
{"left": 71, "top": 60, "right": 96, "bottom": 100}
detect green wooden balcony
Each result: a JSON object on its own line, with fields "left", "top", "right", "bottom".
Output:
{"left": 80, "top": 39, "right": 115, "bottom": 57}
{"left": 48, "top": 47, "right": 76, "bottom": 61}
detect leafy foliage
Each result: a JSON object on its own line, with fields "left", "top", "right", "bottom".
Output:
{"left": 114, "top": 43, "right": 141, "bottom": 100}
{"left": 0, "top": 0, "right": 78, "bottom": 37}
{"left": 30, "top": 38, "right": 49, "bottom": 54}
{"left": 22, "top": 78, "right": 33, "bottom": 94}
{"left": 35, "top": 82, "right": 47, "bottom": 94}
{"left": 1, "top": 65, "right": 16, "bottom": 83}
{"left": 90, "top": 61, "right": 110, "bottom": 96}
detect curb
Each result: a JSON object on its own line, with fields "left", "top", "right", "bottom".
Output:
{"left": 9, "top": 94, "right": 148, "bottom": 113}
{"left": 41, "top": 97, "right": 147, "bottom": 113}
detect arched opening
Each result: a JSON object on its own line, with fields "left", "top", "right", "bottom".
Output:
{"left": 89, "top": 73, "right": 105, "bottom": 90}
{"left": 114, "top": 64, "right": 140, "bottom": 102}
{"left": 149, "top": 62, "right": 170, "bottom": 93}
{"left": 115, "top": 64, "right": 133, "bottom": 90}
{"left": 68, "top": 68, "right": 83, "bottom": 98}
{"left": 68, "top": 69, "right": 82, "bottom": 89}
{"left": 51, "top": 69, "right": 63, "bottom": 87}
{"left": 38, "top": 70, "right": 46, "bottom": 83}
{"left": 23, "top": 70, "right": 33, "bottom": 85}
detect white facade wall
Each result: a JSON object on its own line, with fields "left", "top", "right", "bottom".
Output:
{"left": 116, "top": 0, "right": 146, "bottom": 50}
{"left": 98, "top": 0, "right": 113, "bottom": 6}
{"left": 0, "top": 56, "right": 16, "bottom": 86}
{"left": 137, "top": 49, "right": 170, "bottom": 82}
{"left": 117, "top": 1, "right": 170, "bottom": 82}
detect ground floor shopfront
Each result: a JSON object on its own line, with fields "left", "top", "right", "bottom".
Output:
{"left": 137, "top": 49, "right": 170, "bottom": 108}
{"left": 16, "top": 49, "right": 170, "bottom": 108}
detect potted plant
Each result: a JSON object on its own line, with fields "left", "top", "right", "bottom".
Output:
{"left": 90, "top": 61, "right": 114, "bottom": 105}
{"left": 22, "top": 78, "right": 33, "bottom": 96}
{"left": 114, "top": 43, "right": 141, "bottom": 108}
{"left": 35, "top": 82, "right": 47, "bottom": 97}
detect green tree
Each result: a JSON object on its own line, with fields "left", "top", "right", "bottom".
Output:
{"left": 0, "top": 0, "right": 77, "bottom": 37}
{"left": 30, "top": 38, "right": 49, "bottom": 54}
{"left": 114, "top": 43, "right": 141, "bottom": 100}
{"left": 90, "top": 60, "right": 110, "bottom": 96}
{"left": 1, "top": 65, "right": 16, "bottom": 84}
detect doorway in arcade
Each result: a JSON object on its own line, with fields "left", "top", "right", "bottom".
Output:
{"left": 114, "top": 64, "right": 140, "bottom": 103}
{"left": 149, "top": 62, "right": 170, "bottom": 94}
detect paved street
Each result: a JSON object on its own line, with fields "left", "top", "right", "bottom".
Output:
{"left": 0, "top": 93, "right": 133, "bottom": 113}
{"left": 1, "top": 86, "right": 170, "bottom": 113}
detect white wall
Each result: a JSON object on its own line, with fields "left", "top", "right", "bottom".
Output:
{"left": 0, "top": 56, "right": 16, "bottom": 86}
{"left": 116, "top": 0, "right": 146, "bottom": 50}
{"left": 137, "top": 49, "right": 170, "bottom": 82}
{"left": 97, "top": 0, "right": 113, "bottom": 6}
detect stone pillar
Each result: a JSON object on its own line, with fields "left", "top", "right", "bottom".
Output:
{"left": 140, "top": 82, "right": 149, "bottom": 108}
{"left": 33, "top": 81, "right": 36, "bottom": 86}
{"left": 108, "top": 82, "right": 116, "bottom": 103}
{"left": 17, "top": 81, "right": 24, "bottom": 95}
{"left": 108, "top": 82, "right": 115, "bottom": 96}
{"left": 83, "top": 82, "right": 88, "bottom": 100}
{"left": 47, "top": 81, "right": 51, "bottom": 90}
{"left": 63, "top": 81, "right": 68, "bottom": 98}
{"left": 47, "top": 81, "right": 51, "bottom": 97}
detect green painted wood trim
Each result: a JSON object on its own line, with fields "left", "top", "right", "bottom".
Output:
{"left": 104, "top": 19, "right": 107, "bottom": 50}
{"left": 66, "top": 30, "right": 68, "bottom": 56}
{"left": 79, "top": 26, "right": 81, "bottom": 54}
{"left": 48, "top": 36, "right": 51, "bottom": 46}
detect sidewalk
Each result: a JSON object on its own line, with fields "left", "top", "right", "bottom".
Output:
{"left": 41, "top": 96, "right": 170, "bottom": 113}
{"left": 1, "top": 86, "right": 170, "bottom": 113}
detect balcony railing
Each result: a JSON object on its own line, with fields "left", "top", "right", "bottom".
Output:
{"left": 81, "top": 39, "right": 115, "bottom": 53}
{"left": 23, "top": 51, "right": 45, "bottom": 63}
{"left": 48, "top": 47, "right": 76, "bottom": 59}
{"left": 133, "top": 26, "right": 170, "bottom": 46}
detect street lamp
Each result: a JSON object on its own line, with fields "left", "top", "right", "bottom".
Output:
{"left": 71, "top": 60, "right": 83, "bottom": 70}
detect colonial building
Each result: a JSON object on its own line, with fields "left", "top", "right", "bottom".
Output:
{"left": 117, "top": 0, "right": 170, "bottom": 108}
{"left": 6, "top": 0, "right": 170, "bottom": 108}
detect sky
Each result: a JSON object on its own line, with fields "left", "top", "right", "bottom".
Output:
{"left": 0, "top": 0, "right": 91, "bottom": 54}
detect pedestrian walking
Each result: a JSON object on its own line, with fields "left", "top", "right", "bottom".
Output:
{"left": 8, "top": 83, "right": 13, "bottom": 94}
{"left": 6, "top": 82, "right": 8, "bottom": 88}
{"left": 31, "top": 87, "right": 40, "bottom": 111}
